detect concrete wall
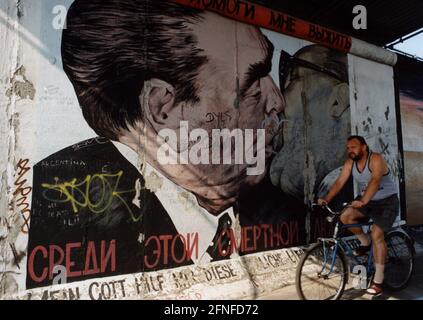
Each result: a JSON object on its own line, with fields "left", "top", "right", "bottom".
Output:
{"left": 0, "top": 0, "right": 401, "bottom": 299}
{"left": 348, "top": 55, "right": 401, "bottom": 200}
{"left": 395, "top": 56, "right": 423, "bottom": 225}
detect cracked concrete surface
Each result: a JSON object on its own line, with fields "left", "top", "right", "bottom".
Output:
{"left": 6, "top": 66, "right": 35, "bottom": 101}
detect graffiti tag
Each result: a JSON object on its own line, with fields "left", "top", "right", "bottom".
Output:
{"left": 41, "top": 171, "right": 140, "bottom": 222}
{"left": 10, "top": 158, "right": 32, "bottom": 233}
{"left": 205, "top": 111, "right": 232, "bottom": 128}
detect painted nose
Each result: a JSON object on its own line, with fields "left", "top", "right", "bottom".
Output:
{"left": 264, "top": 76, "right": 285, "bottom": 116}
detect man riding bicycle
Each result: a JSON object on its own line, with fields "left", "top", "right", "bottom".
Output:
{"left": 318, "top": 135, "right": 399, "bottom": 296}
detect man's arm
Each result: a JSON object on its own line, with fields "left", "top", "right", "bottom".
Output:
{"left": 359, "top": 153, "right": 385, "bottom": 205}
{"left": 318, "top": 159, "right": 353, "bottom": 205}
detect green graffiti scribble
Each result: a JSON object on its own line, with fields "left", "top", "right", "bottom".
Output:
{"left": 41, "top": 171, "right": 142, "bottom": 222}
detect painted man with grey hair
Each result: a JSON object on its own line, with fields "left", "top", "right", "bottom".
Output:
{"left": 270, "top": 45, "right": 352, "bottom": 205}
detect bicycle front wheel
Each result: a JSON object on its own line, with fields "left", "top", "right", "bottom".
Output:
{"left": 296, "top": 242, "right": 348, "bottom": 300}
{"left": 384, "top": 230, "right": 414, "bottom": 291}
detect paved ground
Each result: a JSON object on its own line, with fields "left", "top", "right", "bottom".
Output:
{"left": 257, "top": 240, "right": 423, "bottom": 300}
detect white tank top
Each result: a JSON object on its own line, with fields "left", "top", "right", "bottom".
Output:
{"left": 352, "top": 151, "right": 397, "bottom": 201}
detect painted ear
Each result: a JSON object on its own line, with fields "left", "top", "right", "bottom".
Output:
{"left": 331, "top": 82, "right": 350, "bottom": 118}
{"left": 146, "top": 78, "right": 176, "bottom": 125}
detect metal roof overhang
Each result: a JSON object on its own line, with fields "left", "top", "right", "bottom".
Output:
{"left": 249, "top": 0, "right": 423, "bottom": 46}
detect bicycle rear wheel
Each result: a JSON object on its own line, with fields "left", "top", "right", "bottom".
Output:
{"left": 296, "top": 242, "right": 348, "bottom": 300}
{"left": 384, "top": 230, "right": 414, "bottom": 291}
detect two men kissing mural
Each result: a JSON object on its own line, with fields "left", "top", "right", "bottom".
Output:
{"left": 27, "top": 0, "right": 351, "bottom": 289}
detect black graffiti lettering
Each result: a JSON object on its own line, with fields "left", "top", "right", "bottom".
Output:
{"left": 211, "top": 0, "right": 225, "bottom": 11}
{"left": 331, "top": 33, "right": 341, "bottom": 46}
{"left": 201, "top": 0, "right": 214, "bottom": 8}
{"left": 308, "top": 24, "right": 351, "bottom": 50}
{"left": 285, "top": 250, "right": 297, "bottom": 264}
{"left": 324, "top": 30, "right": 333, "bottom": 44}
{"left": 309, "top": 25, "right": 319, "bottom": 40}
{"left": 316, "top": 28, "right": 324, "bottom": 41}
{"left": 269, "top": 11, "right": 283, "bottom": 28}
{"left": 264, "top": 253, "right": 285, "bottom": 268}
{"left": 242, "top": 1, "right": 255, "bottom": 20}
{"left": 206, "top": 111, "right": 232, "bottom": 128}
{"left": 308, "top": 24, "right": 322, "bottom": 42}
{"left": 345, "top": 37, "right": 352, "bottom": 50}
{"left": 134, "top": 275, "right": 164, "bottom": 294}
{"left": 11, "top": 159, "right": 32, "bottom": 233}
{"left": 226, "top": 0, "right": 240, "bottom": 15}
{"left": 172, "top": 270, "right": 200, "bottom": 290}
{"left": 269, "top": 11, "right": 296, "bottom": 32}
{"left": 67, "top": 287, "right": 80, "bottom": 300}
{"left": 206, "top": 113, "right": 214, "bottom": 123}
{"left": 88, "top": 280, "right": 126, "bottom": 300}
{"left": 191, "top": 0, "right": 255, "bottom": 21}
{"left": 308, "top": 25, "right": 316, "bottom": 38}
{"left": 341, "top": 36, "right": 347, "bottom": 48}
{"left": 88, "top": 282, "right": 99, "bottom": 300}
{"left": 379, "top": 138, "right": 390, "bottom": 155}
{"left": 287, "top": 16, "right": 296, "bottom": 32}
{"left": 205, "top": 264, "right": 237, "bottom": 281}
{"left": 197, "top": 0, "right": 240, "bottom": 15}
{"left": 41, "top": 289, "right": 71, "bottom": 300}
{"left": 49, "top": 290, "right": 61, "bottom": 300}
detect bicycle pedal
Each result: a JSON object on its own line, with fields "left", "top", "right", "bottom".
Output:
{"left": 353, "top": 245, "right": 371, "bottom": 256}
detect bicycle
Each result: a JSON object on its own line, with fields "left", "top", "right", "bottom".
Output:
{"left": 296, "top": 202, "right": 415, "bottom": 300}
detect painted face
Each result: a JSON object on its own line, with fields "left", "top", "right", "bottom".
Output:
{"left": 269, "top": 47, "right": 350, "bottom": 200}
{"left": 187, "top": 12, "right": 285, "bottom": 150}
{"left": 153, "top": 11, "right": 285, "bottom": 207}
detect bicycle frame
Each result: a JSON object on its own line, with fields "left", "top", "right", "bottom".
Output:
{"left": 298, "top": 204, "right": 415, "bottom": 299}
{"left": 317, "top": 219, "right": 375, "bottom": 278}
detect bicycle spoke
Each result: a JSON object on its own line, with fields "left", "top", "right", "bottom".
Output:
{"left": 383, "top": 232, "right": 414, "bottom": 290}
{"left": 297, "top": 244, "right": 345, "bottom": 300}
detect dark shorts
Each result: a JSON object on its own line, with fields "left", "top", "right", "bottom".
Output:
{"left": 356, "top": 194, "right": 399, "bottom": 232}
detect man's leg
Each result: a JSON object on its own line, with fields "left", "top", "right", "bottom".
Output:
{"left": 340, "top": 208, "right": 370, "bottom": 248}
{"left": 371, "top": 224, "right": 386, "bottom": 284}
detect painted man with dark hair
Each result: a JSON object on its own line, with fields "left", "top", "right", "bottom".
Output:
{"left": 61, "top": 0, "right": 209, "bottom": 140}
{"left": 27, "top": 0, "right": 285, "bottom": 288}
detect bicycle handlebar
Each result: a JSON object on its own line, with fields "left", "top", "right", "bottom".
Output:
{"left": 311, "top": 202, "right": 351, "bottom": 216}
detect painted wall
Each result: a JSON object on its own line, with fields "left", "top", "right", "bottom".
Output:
{"left": 0, "top": 0, "right": 400, "bottom": 299}
{"left": 395, "top": 56, "right": 423, "bottom": 226}
{"left": 348, "top": 55, "right": 401, "bottom": 199}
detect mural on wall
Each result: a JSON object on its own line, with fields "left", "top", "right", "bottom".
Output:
{"left": 23, "top": 0, "right": 353, "bottom": 289}
{"left": 396, "top": 56, "right": 423, "bottom": 226}
{"left": 0, "top": 0, "right": 359, "bottom": 296}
